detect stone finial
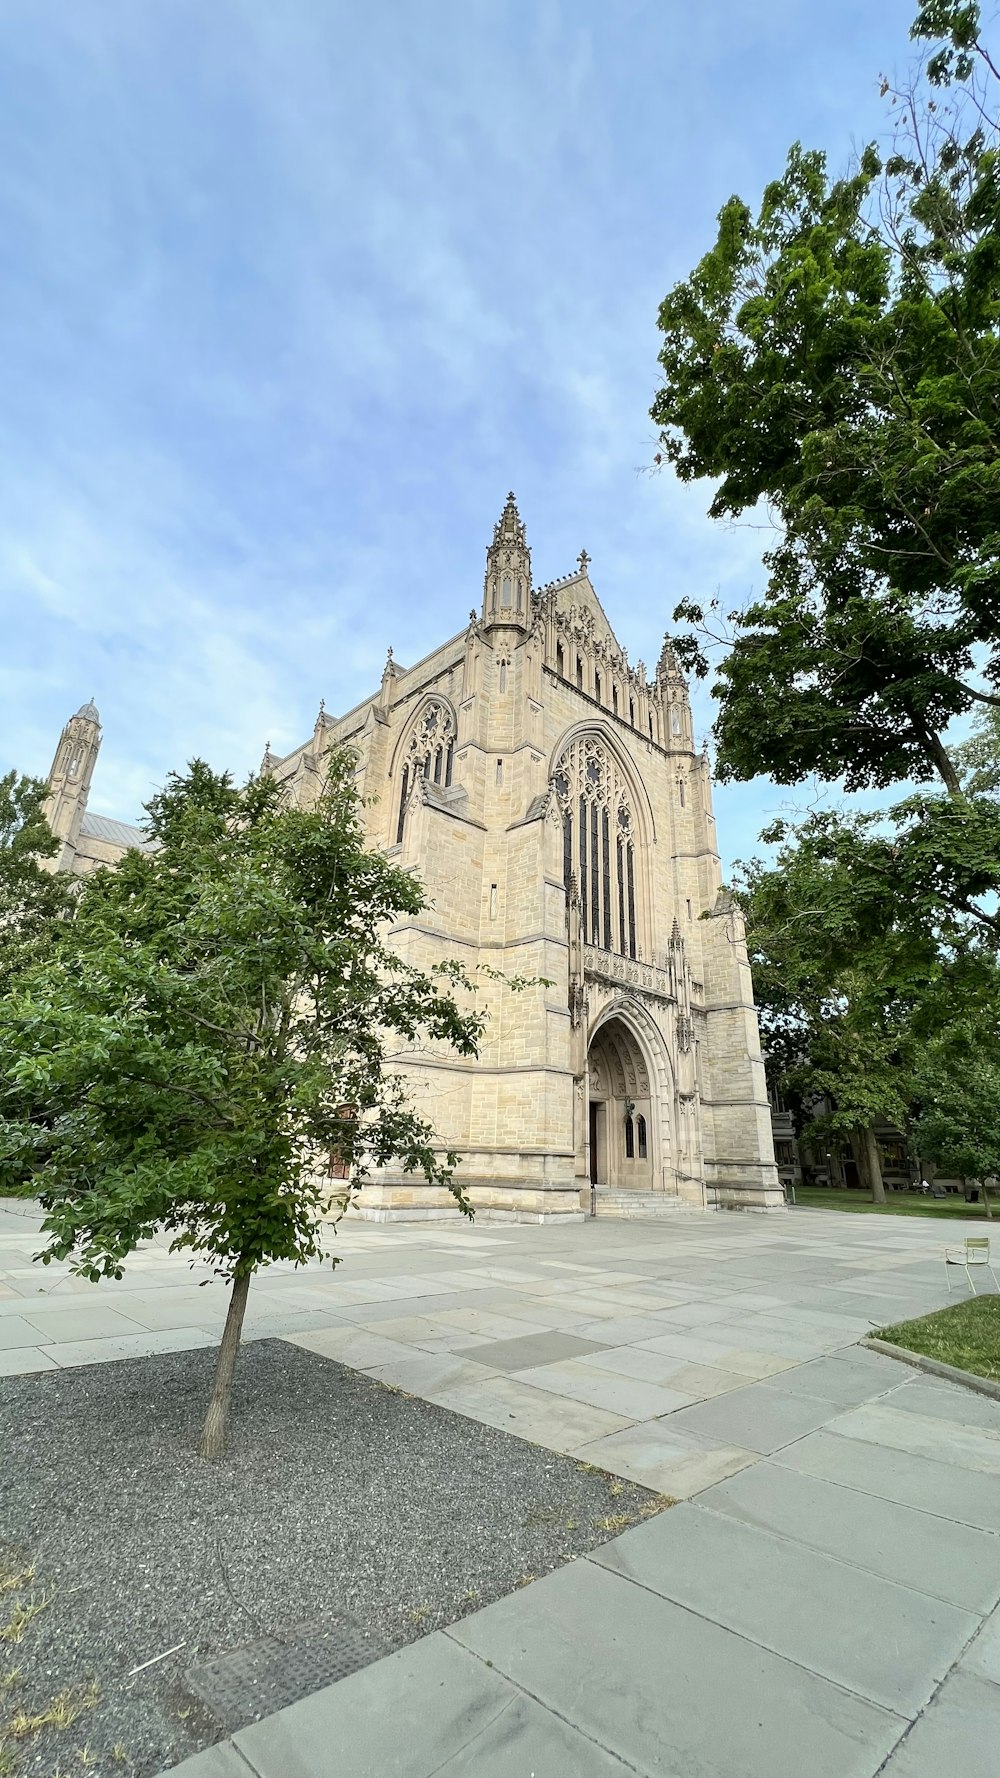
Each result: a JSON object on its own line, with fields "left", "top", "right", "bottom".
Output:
{"left": 657, "top": 635, "right": 683, "bottom": 682}
{"left": 483, "top": 492, "right": 532, "bottom": 630}
{"left": 577, "top": 548, "right": 591, "bottom": 574}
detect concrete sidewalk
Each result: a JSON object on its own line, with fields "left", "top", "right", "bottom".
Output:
{"left": 3, "top": 1199, "right": 1000, "bottom": 1773}
{"left": 163, "top": 1341, "right": 1000, "bottom": 1776}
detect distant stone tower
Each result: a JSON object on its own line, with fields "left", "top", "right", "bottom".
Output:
{"left": 43, "top": 700, "right": 102, "bottom": 871}
{"left": 40, "top": 700, "right": 151, "bottom": 876}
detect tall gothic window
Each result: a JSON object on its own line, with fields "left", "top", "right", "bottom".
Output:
{"left": 551, "top": 735, "right": 638, "bottom": 959}
{"left": 396, "top": 701, "right": 455, "bottom": 843}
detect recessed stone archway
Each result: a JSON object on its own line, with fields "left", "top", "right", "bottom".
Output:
{"left": 586, "top": 1006, "right": 672, "bottom": 1193}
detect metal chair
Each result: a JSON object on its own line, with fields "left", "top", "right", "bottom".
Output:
{"left": 945, "top": 1237, "right": 1000, "bottom": 1293}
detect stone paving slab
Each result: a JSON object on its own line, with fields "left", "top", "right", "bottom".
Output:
{"left": 447, "top": 1553, "right": 906, "bottom": 1778}
{"left": 758, "top": 1349, "right": 904, "bottom": 1406}
{"left": 703, "top": 1461, "right": 1000, "bottom": 1613}
{"left": 778, "top": 1430, "right": 1000, "bottom": 1531}
{"left": 879, "top": 1669, "right": 1000, "bottom": 1777}
{"left": 510, "top": 1356, "right": 696, "bottom": 1418}
{"left": 876, "top": 1378, "right": 1000, "bottom": 1433}
{"left": 573, "top": 1418, "right": 759, "bottom": 1496}
{"left": 452, "top": 1330, "right": 607, "bottom": 1370}
{"left": 660, "top": 1377, "right": 845, "bottom": 1453}
{"left": 591, "top": 1503, "right": 981, "bottom": 1716}
{"left": 830, "top": 1402, "right": 1000, "bottom": 1475}
{"left": 222, "top": 1634, "right": 637, "bottom": 1778}
{"left": 962, "top": 1609, "right": 1000, "bottom": 1686}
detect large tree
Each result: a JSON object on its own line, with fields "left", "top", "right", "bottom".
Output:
{"left": 0, "top": 755, "right": 512, "bottom": 1457}
{"left": 652, "top": 1, "right": 1000, "bottom": 799}
{"left": 0, "top": 770, "right": 72, "bottom": 1001}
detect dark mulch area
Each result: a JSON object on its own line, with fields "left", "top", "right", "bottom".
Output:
{"left": 1, "top": 1339, "right": 663, "bottom": 1778}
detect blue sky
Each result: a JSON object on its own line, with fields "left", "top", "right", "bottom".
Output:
{"left": 1, "top": 0, "right": 918, "bottom": 869}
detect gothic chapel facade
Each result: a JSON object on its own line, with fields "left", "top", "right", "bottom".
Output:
{"left": 44, "top": 497, "right": 781, "bottom": 1219}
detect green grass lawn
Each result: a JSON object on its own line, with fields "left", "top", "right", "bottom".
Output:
{"left": 876, "top": 1295, "right": 1000, "bottom": 1384}
{"left": 792, "top": 1185, "right": 991, "bottom": 1220}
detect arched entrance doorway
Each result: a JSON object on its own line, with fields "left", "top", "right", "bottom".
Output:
{"left": 587, "top": 1016, "right": 656, "bottom": 1192}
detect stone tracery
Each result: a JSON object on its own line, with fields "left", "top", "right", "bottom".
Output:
{"left": 551, "top": 734, "right": 638, "bottom": 958}
{"left": 395, "top": 700, "right": 455, "bottom": 843}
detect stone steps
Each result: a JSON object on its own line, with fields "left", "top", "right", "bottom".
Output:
{"left": 590, "top": 1189, "right": 702, "bottom": 1218}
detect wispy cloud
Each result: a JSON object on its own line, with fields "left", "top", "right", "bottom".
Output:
{"left": 2, "top": 0, "right": 916, "bottom": 860}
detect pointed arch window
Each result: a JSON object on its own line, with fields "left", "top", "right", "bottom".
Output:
{"left": 625, "top": 1115, "right": 635, "bottom": 1160}
{"left": 396, "top": 701, "right": 455, "bottom": 843}
{"left": 637, "top": 1114, "right": 647, "bottom": 1160}
{"left": 551, "top": 735, "right": 639, "bottom": 960}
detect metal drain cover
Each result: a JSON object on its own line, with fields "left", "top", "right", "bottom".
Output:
{"left": 185, "top": 1613, "right": 393, "bottom": 1729}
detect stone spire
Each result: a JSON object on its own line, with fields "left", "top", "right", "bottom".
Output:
{"left": 482, "top": 492, "right": 532, "bottom": 634}
{"left": 656, "top": 633, "right": 692, "bottom": 749}
{"left": 656, "top": 635, "right": 684, "bottom": 684}
{"left": 43, "top": 698, "right": 103, "bottom": 870}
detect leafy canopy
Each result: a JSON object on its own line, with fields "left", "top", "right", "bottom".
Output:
{"left": 0, "top": 770, "right": 72, "bottom": 1000}
{"left": 652, "top": 1, "right": 1000, "bottom": 796}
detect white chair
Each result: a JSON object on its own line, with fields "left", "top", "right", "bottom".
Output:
{"left": 945, "top": 1237, "right": 999, "bottom": 1293}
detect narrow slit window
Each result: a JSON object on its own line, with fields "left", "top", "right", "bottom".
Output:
{"left": 602, "top": 807, "right": 612, "bottom": 951}
{"left": 648, "top": 715, "right": 654, "bottom": 739}
{"left": 637, "top": 1114, "right": 647, "bottom": 1160}
{"left": 590, "top": 800, "right": 599, "bottom": 941}
{"left": 577, "top": 655, "right": 584, "bottom": 690}
{"left": 595, "top": 670, "right": 602, "bottom": 704}
{"left": 445, "top": 742, "right": 454, "bottom": 787}
{"left": 686, "top": 898, "right": 693, "bottom": 920}
{"left": 496, "top": 758, "right": 504, "bottom": 785}
{"left": 627, "top": 848, "right": 637, "bottom": 958}
{"left": 625, "top": 1116, "right": 635, "bottom": 1160}
{"left": 629, "top": 698, "right": 635, "bottom": 726}
{"left": 396, "top": 765, "right": 409, "bottom": 844}
{"left": 434, "top": 747, "right": 443, "bottom": 784}
{"left": 612, "top": 686, "right": 619, "bottom": 716}
{"left": 490, "top": 884, "right": 498, "bottom": 919}
{"left": 556, "top": 642, "right": 564, "bottom": 676}
{"left": 679, "top": 779, "right": 685, "bottom": 807}
{"left": 579, "top": 795, "right": 589, "bottom": 942}
{"left": 563, "top": 811, "right": 573, "bottom": 895}
{"left": 499, "top": 661, "right": 507, "bottom": 693}
{"left": 617, "top": 838, "right": 626, "bottom": 955}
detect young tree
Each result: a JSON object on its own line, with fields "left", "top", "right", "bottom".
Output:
{"left": 0, "top": 754, "right": 511, "bottom": 1458}
{"left": 0, "top": 771, "right": 72, "bottom": 1000}
{"left": 652, "top": 2, "right": 1000, "bottom": 799}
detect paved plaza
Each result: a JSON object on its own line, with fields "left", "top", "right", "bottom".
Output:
{"left": 2, "top": 1198, "right": 1000, "bottom": 1775}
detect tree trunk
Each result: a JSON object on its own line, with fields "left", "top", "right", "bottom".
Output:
{"left": 199, "top": 1270, "right": 252, "bottom": 1460}
{"left": 864, "top": 1126, "right": 887, "bottom": 1204}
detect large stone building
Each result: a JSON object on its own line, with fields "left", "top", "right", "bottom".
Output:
{"left": 42, "top": 497, "right": 781, "bottom": 1220}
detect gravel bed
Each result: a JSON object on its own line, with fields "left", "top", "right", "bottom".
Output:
{"left": 1, "top": 1338, "right": 662, "bottom": 1778}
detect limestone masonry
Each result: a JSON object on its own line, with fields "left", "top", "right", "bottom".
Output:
{"left": 43, "top": 497, "right": 781, "bottom": 1218}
